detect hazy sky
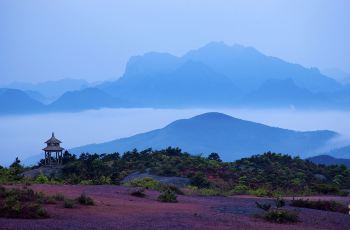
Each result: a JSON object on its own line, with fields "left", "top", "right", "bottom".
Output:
{"left": 1, "top": 0, "right": 349, "bottom": 84}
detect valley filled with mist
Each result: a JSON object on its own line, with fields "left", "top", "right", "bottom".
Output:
{"left": 1, "top": 107, "right": 350, "bottom": 166}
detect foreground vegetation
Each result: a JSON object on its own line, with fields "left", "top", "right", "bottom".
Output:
{"left": 0, "top": 186, "right": 49, "bottom": 219}
{"left": 1, "top": 148, "right": 350, "bottom": 197}
{"left": 0, "top": 185, "right": 95, "bottom": 218}
{"left": 255, "top": 197, "right": 299, "bottom": 224}
{"left": 290, "top": 199, "right": 348, "bottom": 213}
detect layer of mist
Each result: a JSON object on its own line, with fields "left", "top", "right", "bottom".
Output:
{"left": 1, "top": 108, "right": 349, "bottom": 166}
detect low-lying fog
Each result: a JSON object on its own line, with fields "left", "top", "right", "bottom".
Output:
{"left": 1, "top": 108, "right": 350, "bottom": 166}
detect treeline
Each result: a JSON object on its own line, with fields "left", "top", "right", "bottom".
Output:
{"left": 1, "top": 148, "right": 350, "bottom": 196}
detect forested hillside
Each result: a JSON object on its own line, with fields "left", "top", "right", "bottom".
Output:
{"left": 3, "top": 148, "right": 349, "bottom": 196}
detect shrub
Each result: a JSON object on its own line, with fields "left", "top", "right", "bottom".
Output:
{"left": 256, "top": 201, "right": 271, "bottom": 211}
{"left": 22, "top": 203, "right": 49, "bottom": 218}
{"left": 158, "top": 189, "right": 177, "bottom": 203}
{"left": 256, "top": 197, "right": 285, "bottom": 212}
{"left": 0, "top": 185, "right": 6, "bottom": 198}
{"left": 129, "top": 187, "right": 146, "bottom": 197}
{"left": 338, "top": 190, "right": 349, "bottom": 196}
{"left": 275, "top": 197, "right": 285, "bottom": 208}
{"left": 77, "top": 193, "right": 94, "bottom": 205}
{"left": 19, "top": 203, "right": 49, "bottom": 219}
{"left": 3, "top": 195, "right": 20, "bottom": 213}
{"left": 80, "top": 180, "right": 94, "bottom": 185}
{"left": 126, "top": 177, "right": 160, "bottom": 190}
{"left": 43, "top": 196, "right": 57, "bottom": 204}
{"left": 255, "top": 197, "right": 296, "bottom": 224}
{"left": 158, "top": 184, "right": 184, "bottom": 195}
{"left": 6, "top": 188, "right": 38, "bottom": 202}
{"left": 186, "top": 186, "right": 221, "bottom": 196}
{"left": 196, "top": 188, "right": 221, "bottom": 196}
{"left": 290, "top": 199, "right": 348, "bottom": 213}
{"left": 35, "top": 192, "right": 47, "bottom": 204}
{"left": 231, "top": 185, "right": 250, "bottom": 195}
{"left": 207, "top": 152, "right": 222, "bottom": 162}
{"left": 311, "top": 184, "right": 340, "bottom": 195}
{"left": 96, "top": 176, "right": 111, "bottom": 184}
{"left": 0, "top": 196, "right": 49, "bottom": 219}
{"left": 0, "top": 187, "right": 50, "bottom": 219}
{"left": 263, "top": 209, "right": 298, "bottom": 224}
{"left": 190, "top": 173, "right": 210, "bottom": 188}
{"left": 35, "top": 174, "right": 49, "bottom": 184}
{"left": 252, "top": 188, "right": 273, "bottom": 197}
{"left": 23, "top": 178, "right": 32, "bottom": 186}
{"left": 53, "top": 193, "right": 65, "bottom": 201}
{"left": 64, "top": 199, "right": 75, "bottom": 208}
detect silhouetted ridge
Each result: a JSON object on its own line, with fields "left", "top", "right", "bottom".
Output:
{"left": 49, "top": 88, "right": 127, "bottom": 112}
{"left": 307, "top": 155, "right": 350, "bottom": 168}
{"left": 70, "top": 112, "right": 337, "bottom": 161}
{"left": 0, "top": 88, "right": 44, "bottom": 114}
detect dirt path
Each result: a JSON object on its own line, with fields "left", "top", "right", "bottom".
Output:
{"left": 1, "top": 185, "right": 349, "bottom": 230}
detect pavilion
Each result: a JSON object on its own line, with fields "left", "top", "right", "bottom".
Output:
{"left": 43, "top": 132, "right": 64, "bottom": 165}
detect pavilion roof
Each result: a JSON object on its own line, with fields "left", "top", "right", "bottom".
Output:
{"left": 43, "top": 146, "right": 64, "bottom": 151}
{"left": 45, "top": 132, "right": 62, "bottom": 144}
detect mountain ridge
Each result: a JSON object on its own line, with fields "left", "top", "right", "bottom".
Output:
{"left": 99, "top": 42, "right": 345, "bottom": 108}
{"left": 0, "top": 88, "right": 45, "bottom": 115}
{"left": 325, "top": 145, "right": 350, "bottom": 159}
{"left": 307, "top": 155, "right": 350, "bottom": 168}
{"left": 48, "top": 88, "right": 129, "bottom": 112}
{"left": 2, "top": 42, "right": 350, "bottom": 115}
{"left": 69, "top": 112, "right": 337, "bottom": 161}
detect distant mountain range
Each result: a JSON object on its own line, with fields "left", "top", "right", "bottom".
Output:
{"left": 2, "top": 42, "right": 350, "bottom": 115}
{"left": 182, "top": 43, "right": 340, "bottom": 93}
{"left": 99, "top": 42, "right": 345, "bottom": 108}
{"left": 307, "top": 155, "right": 350, "bottom": 168}
{"left": 0, "top": 87, "right": 134, "bottom": 115}
{"left": 48, "top": 88, "right": 130, "bottom": 112}
{"left": 325, "top": 145, "right": 350, "bottom": 159}
{"left": 0, "top": 88, "right": 45, "bottom": 115}
{"left": 322, "top": 68, "right": 350, "bottom": 85}
{"left": 101, "top": 60, "right": 240, "bottom": 107}
{"left": 69, "top": 112, "right": 337, "bottom": 161}
{"left": 4, "top": 78, "right": 89, "bottom": 100}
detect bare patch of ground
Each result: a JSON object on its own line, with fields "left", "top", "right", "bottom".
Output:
{"left": 0, "top": 185, "right": 349, "bottom": 230}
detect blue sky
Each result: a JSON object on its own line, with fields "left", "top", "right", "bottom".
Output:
{"left": 1, "top": 0, "right": 349, "bottom": 84}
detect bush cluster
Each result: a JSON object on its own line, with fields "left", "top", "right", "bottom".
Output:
{"left": 263, "top": 209, "right": 298, "bottom": 224}
{"left": 126, "top": 177, "right": 160, "bottom": 190}
{"left": 290, "top": 199, "right": 349, "bottom": 213}
{"left": 126, "top": 177, "right": 184, "bottom": 196}
{"left": 35, "top": 174, "right": 49, "bottom": 184}
{"left": 77, "top": 193, "right": 95, "bottom": 205}
{"left": 0, "top": 186, "right": 49, "bottom": 219}
{"left": 158, "top": 189, "right": 177, "bottom": 203}
{"left": 187, "top": 186, "right": 221, "bottom": 196}
{"left": 129, "top": 187, "right": 146, "bottom": 197}
{"left": 53, "top": 193, "right": 65, "bottom": 201}
{"left": 256, "top": 197, "right": 298, "bottom": 224}
{"left": 63, "top": 199, "right": 75, "bottom": 208}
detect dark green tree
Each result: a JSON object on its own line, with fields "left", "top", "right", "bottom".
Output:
{"left": 208, "top": 152, "right": 222, "bottom": 162}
